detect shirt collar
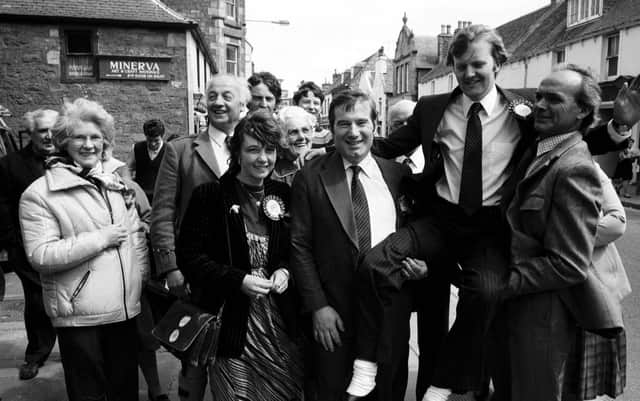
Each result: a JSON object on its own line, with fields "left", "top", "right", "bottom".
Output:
{"left": 208, "top": 124, "right": 228, "bottom": 146}
{"left": 536, "top": 131, "right": 579, "bottom": 157}
{"left": 462, "top": 85, "right": 498, "bottom": 118}
{"left": 148, "top": 141, "right": 163, "bottom": 153}
{"left": 342, "top": 152, "right": 377, "bottom": 178}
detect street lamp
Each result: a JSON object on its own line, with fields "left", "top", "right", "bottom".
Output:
{"left": 245, "top": 19, "right": 290, "bottom": 25}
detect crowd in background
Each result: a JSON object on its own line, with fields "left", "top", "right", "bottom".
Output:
{"left": 1, "top": 22, "right": 640, "bottom": 401}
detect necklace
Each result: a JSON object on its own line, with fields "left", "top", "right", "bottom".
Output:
{"left": 240, "top": 182, "right": 265, "bottom": 207}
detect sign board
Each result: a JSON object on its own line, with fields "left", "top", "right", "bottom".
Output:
{"left": 98, "top": 56, "right": 171, "bottom": 81}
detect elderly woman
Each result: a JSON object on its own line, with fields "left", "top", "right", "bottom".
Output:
{"left": 177, "top": 109, "right": 303, "bottom": 401}
{"left": 19, "top": 98, "right": 149, "bottom": 401}
{"left": 271, "top": 105, "right": 315, "bottom": 185}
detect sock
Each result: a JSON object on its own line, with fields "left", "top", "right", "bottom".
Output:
{"left": 346, "top": 359, "right": 377, "bottom": 397}
{"left": 423, "top": 385, "right": 452, "bottom": 401}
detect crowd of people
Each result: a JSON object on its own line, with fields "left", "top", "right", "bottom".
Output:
{"left": 1, "top": 23, "right": 640, "bottom": 401}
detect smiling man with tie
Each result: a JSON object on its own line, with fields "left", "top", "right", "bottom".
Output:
{"left": 290, "top": 90, "right": 412, "bottom": 401}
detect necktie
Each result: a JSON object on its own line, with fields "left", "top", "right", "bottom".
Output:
{"left": 350, "top": 165, "right": 371, "bottom": 252}
{"left": 459, "top": 102, "right": 483, "bottom": 215}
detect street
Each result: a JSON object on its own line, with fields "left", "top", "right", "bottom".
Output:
{"left": 1, "top": 209, "right": 640, "bottom": 400}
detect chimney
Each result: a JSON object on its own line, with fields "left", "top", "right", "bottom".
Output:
{"left": 332, "top": 69, "right": 341, "bottom": 85}
{"left": 437, "top": 22, "right": 454, "bottom": 64}
{"left": 343, "top": 69, "right": 352, "bottom": 84}
{"left": 455, "top": 20, "right": 463, "bottom": 34}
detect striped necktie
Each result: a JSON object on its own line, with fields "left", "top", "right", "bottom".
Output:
{"left": 350, "top": 165, "right": 371, "bottom": 252}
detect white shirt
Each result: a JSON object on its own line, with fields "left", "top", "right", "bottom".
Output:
{"left": 208, "top": 125, "right": 231, "bottom": 176}
{"left": 395, "top": 146, "right": 425, "bottom": 174}
{"left": 435, "top": 85, "right": 520, "bottom": 206}
{"left": 342, "top": 153, "right": 397, "bottom": 248}
{"left": 148, "top": 141, "right": 164, "bottom": 161}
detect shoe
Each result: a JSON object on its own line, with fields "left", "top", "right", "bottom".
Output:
{"left": 148, "top": 392, "right": 171, "bottom": 401}
{"left": 18, "top": 361, "right": 42, "bottom": 380}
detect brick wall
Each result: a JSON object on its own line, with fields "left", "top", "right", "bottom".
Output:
{"left": 0, "top": 22, "right": 190, "bottom": 159}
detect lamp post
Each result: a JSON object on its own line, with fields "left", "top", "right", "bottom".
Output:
{"left": 245, "top": 19, "right": 290, "bottom": 26}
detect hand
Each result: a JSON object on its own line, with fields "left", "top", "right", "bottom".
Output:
{"left": 304, "top": 148, "right": 326, "bottom": 161}
{"left": 401, "top": 257, "right": 428, "bottom": 280}
{"left": 613, "top": 74, "right": 640, "bottom": 128}
{"left": 102, "top": 223, "right": 128, "bottom": 248}
{"left": 241, "top": 274, "right": 272, "bottom": 298}
{"left": 312, "top": 306, "right": 344, "bottom": 352}
{"left": 270, "top": 269, "right": 289, "bottom": 294}
{"left": 165, "top": 270, "right": 190, "bottom": 298}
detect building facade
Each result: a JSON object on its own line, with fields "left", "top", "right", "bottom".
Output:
{"left": 0, "top": 0, "right": 234, "bottom": 158}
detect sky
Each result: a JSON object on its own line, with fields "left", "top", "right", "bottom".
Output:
{"left": 245, "top": 0, "right": 551, "bottom": 94}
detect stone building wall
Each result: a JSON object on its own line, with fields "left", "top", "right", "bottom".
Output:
{"left": 0, "top": 22, "right": 190, "bottom": 159}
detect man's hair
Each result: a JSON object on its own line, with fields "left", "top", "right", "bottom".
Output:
{"left": 558, "top": 63, "right": 602, "bottom": 133}
{"left": 248, "top": 71, "right": 282, "bottom": 104}
{"left": 293, "top": 81, "right": 325, "bottom": 105}
{"left": 227, "top": 109, "right": 282, "bottom": 177}
{"left": 23, "top": 109, "right": 58, "bottom": 133}
{"left": 328, "top": 89, "right": 377, "bottom": 129}
{"left": 206, "top": 73, "right": 251, "bottom": 105}
{"left": 143, "top": 119, "right": 165, "bottom": 138}
{"left": 446, "top": 24, "right": 509, "bottom": 67}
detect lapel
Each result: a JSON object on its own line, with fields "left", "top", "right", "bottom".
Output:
{"left": 319, "top": 152, "right": 358, "bottom": 249}
{"left": 523, "top": 133, "right": 583, "bottom": 182}
{"left": 193, "top": 130, "right": 222, "bottom": 178}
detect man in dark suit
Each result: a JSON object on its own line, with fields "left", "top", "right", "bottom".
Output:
{"left": 0, "top": 109, "right": 58, "bottom": 380}
{"left": 127, "top": 118, "right": 165, "bottom": 204}
{"left": 150, "top": 73, "right": 249, "bottom": 401}
{"left": 362, "top": 24, "right": 637, "bottom": 401}
{"left": 290, "top": 90, "right": 413, "bottom": 401}
{"left": 503, "top": 64, "right": 627, "bottom": 401}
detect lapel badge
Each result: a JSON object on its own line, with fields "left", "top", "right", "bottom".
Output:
{"left": 262, "top": 195, "right": 285, "bottom": 221}
{"left": 229, "top": 204, "right": 240, "bottom": 215}
{"left": 508, "top": 98, "right": 534, "bottom": 120}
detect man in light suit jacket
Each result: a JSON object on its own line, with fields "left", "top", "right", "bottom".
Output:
{"left": 150, "top": 73, "right": 249, "bottom": 401}
{"left": 290, "top": 90, "right": 413, "bottom": 401}
{"left": 362, "top": 24, "right": 636, "bottom": 401}
{"left": 503, "top": 65, "right": 626, "bottom": 401}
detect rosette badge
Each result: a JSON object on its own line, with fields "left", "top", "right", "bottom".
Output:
{"left": 262, "top": 195, "right": 285, "bottom": 221}
{"left": 508, "top": 98, "right": 534, "bottom": 120}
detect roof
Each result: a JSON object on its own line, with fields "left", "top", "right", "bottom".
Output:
{"left": 420, "top": 0, "right": 640, "bottom": 83}
{"left": 0, "top": 0, "right": 194, "bottom": 26}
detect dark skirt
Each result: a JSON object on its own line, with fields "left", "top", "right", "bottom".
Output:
{"left": 564, "top": 329, "right": 626, "bottom": 400}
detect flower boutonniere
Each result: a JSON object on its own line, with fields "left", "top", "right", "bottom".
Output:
{"left": 508, "top": 98, "right": 534, "bottom": 120}
{"left": 262, "top": 195, "right": 286, "bottom": 221}
{"left": 229, "top": 204, "right": 240, "bottom": 215}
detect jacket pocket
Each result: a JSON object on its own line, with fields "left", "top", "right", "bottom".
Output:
{"left": 69, "top": 270, "right": 91, "bottom": 304}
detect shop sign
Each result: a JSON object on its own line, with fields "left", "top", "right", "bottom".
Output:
{"left": 98, "top": 56, "right": 171, "bottom": 81}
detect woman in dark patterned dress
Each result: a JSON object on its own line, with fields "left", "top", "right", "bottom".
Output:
{"left": 177, "top": 110, "right": 303, "bottom": 401}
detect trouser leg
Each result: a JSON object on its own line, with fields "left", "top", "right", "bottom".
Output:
{"left": 16, "top": 272, "right": 56, "bottom": 364}
{"left": 104, "top": 319, "right": 139, "bottom": 401}
{"left": 178, "top": 363, "right": 208, "bottom": 401}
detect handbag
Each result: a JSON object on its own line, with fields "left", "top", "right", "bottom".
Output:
{"left": 151, "top": 207, "right": 233, "bottom": 367}
{"left": 151, "top": 299, "right": 223, "bottom": 367}
{"left": 592, "top": 242, "right": 632, "bottom": 302}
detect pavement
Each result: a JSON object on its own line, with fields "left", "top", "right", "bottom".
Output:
{"left": 620, "top": 192, "right": 640, "bottom": 210}
{"left": 0, "top": 272, "right": 423, "bottom": 401}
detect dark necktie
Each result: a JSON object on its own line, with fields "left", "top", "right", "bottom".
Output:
{"left": 459, "top": 102, "right": 484, "bottom": 215}
{"left": 350, "top": 165, "right": 371, "bottom": 252}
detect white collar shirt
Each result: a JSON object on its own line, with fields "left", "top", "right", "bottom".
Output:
{"left": 436, "top": 85, "right": 521, "bottom": 206}
{"left": 208, "top": 125, "right": 231, "bottom": 176}
{"left": 395, "top": 145, "right": 425, "bottom": 174}
{"left": 148, "top": 141, "right": 164, "bottom": 161}
{"left": 342, "top": 153, "right": 397, "bottom": 248}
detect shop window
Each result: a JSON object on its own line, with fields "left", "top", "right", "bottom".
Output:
{"left": 61, "top": 29, "right": 96, "bottom": 82}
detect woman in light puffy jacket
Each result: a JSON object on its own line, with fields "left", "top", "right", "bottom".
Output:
{"left": 19, "top": 98, "right": 149, "bottom": 401}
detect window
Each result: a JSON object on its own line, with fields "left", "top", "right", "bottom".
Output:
{"left": 606, "top": 33, "right": 619, "bottom": 77}
{"left": 567, "top": 0, "right": 603, "bottom": 26}
{"left": 226, "top": 44, "right": 239, "bottom": 75}
{"left": 404, "top": 64, "right": 409, "bottom": 93}
{"left": 226, "top": 0, "right": 236, "bottom": 19}
{"left": 554, "top": 49, "right": 566, "bottom": 65}
{"left": 62, "top": 29, "right": 96, "bottom": 81}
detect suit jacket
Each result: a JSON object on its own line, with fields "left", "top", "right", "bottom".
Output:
{"left": 371, "top": 86, "right": 623, "bottom": 212}
{"left": 289, "top": 151, "right": 409, "bottom": 335}
{"left": 176, "top": 174, "right": 296, "bottom": 357}
{"left": 506, "top": 133, "right": 623, "bottom": 334}
{"left": 0, "top": 143, "right": 46, "bottom": 283}
{"left": 150, "top": 130, "right": 225, "bottom": 277}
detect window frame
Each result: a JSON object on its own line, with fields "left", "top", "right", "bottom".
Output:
{"left": 60, "top": 28, "right": 97, "bottom": 83}
{"left": 606, "top": 33, "right": 620, "bottom": 77}
{"left": 567, "top": 0, "right": 603, "bottom": 27}
{"left": 225, "top": 0, "right": 236, "bottom": 20}
{"left": 226, "top": 43, "right": 239, "bottom": 76}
